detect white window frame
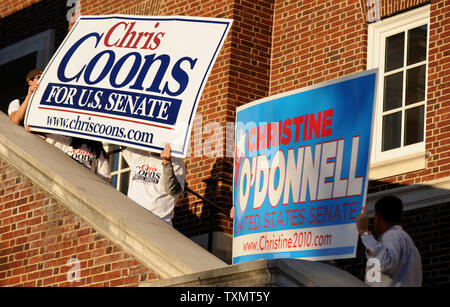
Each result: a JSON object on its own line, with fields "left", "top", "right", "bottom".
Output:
{"left": 367, "top": 5, "right": 430, "bottom": 180}
{"left": 104, "top": 144, "right": 130, "bottom": 194}
{"left": 0, "top": 29, "right": 54, "bottom": 68}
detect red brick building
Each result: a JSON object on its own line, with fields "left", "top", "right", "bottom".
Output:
{"left": 0, "top": 0, "right": 449, "bottom": 286}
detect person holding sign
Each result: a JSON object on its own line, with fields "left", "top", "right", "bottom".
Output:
{"left": 8, "top": 69, "right": 42, "bottom": 125}
{"left": 8, "top": 69, "right": 111, "bottom": 182}
{"left": 122, "top": 144, "right": 185, "bottom": 226}
{"left": 44, "top": 134, "right": 111, "bottom": 183}
{"left": 356, "top": 196, "right": 422, "bottom": 287}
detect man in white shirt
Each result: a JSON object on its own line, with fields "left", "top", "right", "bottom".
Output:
{"left": 122, "top": 144, "right": 185, "bottom": 226}
{"left": 356, "top": 196, "right": 423, "bottom": 287}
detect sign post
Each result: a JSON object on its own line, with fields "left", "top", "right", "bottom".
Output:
{"left": 25, "top": 15, "right": 232, "bottom": 158}
{"left": 232, "top": 70, "right": 377, "bottom": 264}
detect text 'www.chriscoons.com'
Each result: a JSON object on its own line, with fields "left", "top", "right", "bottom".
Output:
{"left": 46, "top": 115, "right": 154, "bottom": 144}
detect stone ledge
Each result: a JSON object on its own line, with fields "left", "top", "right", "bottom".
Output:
{"left": 366, "top": 176, "right": 450, "bottom": 214}
{"left": 0, "top": 113, "right": 226, "bottom": 279}
{"left": 141, "top": 259, "right": 366, "bottom": 287}
{"left": 369, "top": 151, "right": 429, "bottom": 180}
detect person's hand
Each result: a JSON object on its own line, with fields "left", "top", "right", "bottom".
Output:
{"left": 230, "top": 206, "right": 235, "bottom": 219}
{"left": 356, "top": 206, "right": 369, "bottom": 235}
{"left": 25, "top": 125, "right": 31, "bottom": 132}
{"left": 161, "top": 143, "right": 172, "bottom": 164}
{"left": 28, "top": 83, "right": 39, "bottom": 96}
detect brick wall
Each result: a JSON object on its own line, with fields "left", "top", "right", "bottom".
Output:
{"left": 0, "top": 159, "right": 159, "bottom": 287}
{"left": 0, "top": 0, "right": 41, "bottom": 18}
{"left": 406, "top": 203, "right": 450, "bottom": 286}
{"left": 270, "top": 0, "right": 367, "bottom": 94}
{"left": 158, "top": 0, "right": 274, "bottom": 238}
{"left": 0, "top": 0, "right": 68, "bottom": 50}
{"left": 267, "top": 0, "right": 449, "bottom": 193}
{"left": 366, "top": 0, "right": 450, "bottom": 193}
{"left": 79, "top": 0, "right": 160, "bottom": 16}
{"left": 423, "top": 0, "right": 450, "bottom": 182}
{"left": 359, "top": 0, "right": 430, "bottom": 21}
{"left": 158, "top": 0, "right": 235, "bottom": 238}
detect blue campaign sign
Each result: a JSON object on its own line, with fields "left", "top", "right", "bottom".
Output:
{"left": 232, "top": 70, "right": 377, "bottom": 264}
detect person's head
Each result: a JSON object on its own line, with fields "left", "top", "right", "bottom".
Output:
{"left": 26, "top": 69, "right": 43, "bottom": 87}
{"left": 70, "top": 137, "right": 105, "bottom": 159}
{"left": 374, "top": 195, "right": 403, "bottom": 234}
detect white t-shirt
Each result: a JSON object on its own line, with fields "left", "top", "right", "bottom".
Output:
{"left": 9, "top": 98, "right": 111, "bottom": 181}
{"left": 122, "top": 147, "right": 185, "bottom": 225}
{"left": 8, "top": 99, "right": 21, "bottom": 116}
{"left": 45, "top": 134, "right": 111, "bottom": 182}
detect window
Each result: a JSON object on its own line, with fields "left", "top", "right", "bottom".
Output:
{"left": 104, "top": 144, "right": 130, "bottom": 194}
{"left": 367, "top": 6, "right": 430, "bottom": 179}
{"left": 0, "top": 30, "right": 54, "bottom": 114}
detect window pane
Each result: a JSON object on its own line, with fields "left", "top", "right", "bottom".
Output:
{"left": 119, "top": 171, "right": 130, "bottom": 194}
{"left": 407, "top": 25, "right": 427, "bottom": 65}
{"left": 108, "top": 145, "right": 119, "bottom": 172}
{"left": 405, "top": 105, "right": 424, "bottom": 146}
{"left": 406, "top": 65, "right": 426, "bottom": 105}
{"left": 385, "top": 32, "right": 405, "bottom": 72}
{"left": 112, "top": 174, "right": 118, "bottom": 188}
{"left": 121, "top": 154, "right": 129, "bottom": 169}
{"left": 110, "top": 155, "right": 119, "bottom": 172}
{"left": 382, "top": 112, "right": 402, "bottom": 151}
{"left": 384, "top": 72, "right": 403, "bottom": 111}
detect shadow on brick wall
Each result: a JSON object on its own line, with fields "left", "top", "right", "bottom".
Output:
{"left": 173, "top": 158, "right": 233, "bottom": 257}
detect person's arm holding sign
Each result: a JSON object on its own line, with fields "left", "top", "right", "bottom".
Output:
{"left": 356, "top": 207, "right": 375, "bottom": 257}
{"left": 9, "top": 69, "right": 41, "bottom": 126}
{"left": 161, "top": 143, "right": 183, "bottom": 196}
{"left": 357, "top": 205, "right": 401, "bottom": 272}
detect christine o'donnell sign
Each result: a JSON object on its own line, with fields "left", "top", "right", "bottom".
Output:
{"left": 25, "top": 15, "right": 232, "bottom": 158}
{"left": 232, "top": 70, "right": 377, "bottom": 264}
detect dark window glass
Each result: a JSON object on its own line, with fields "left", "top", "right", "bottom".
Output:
{"left": 112, "top": 174, "right": 118, "bottom": 187}
{"left": 119, "top": 171, "right": 130, "bottom": 194}
{"left": 384, "top": 72, "right": 403, "bottom": 111}
{"left": 385, "top": 32, "right": 404, "bottom": 72}
{"left": 407, "top": 25, "right": 427, "bottom": 65}
{"left": 108, "top": 145, "right": 120, "bottom": 172}
{"left": 406, "top": 65, "right": 426, "bottom": 105}
{"left": 405, "top": 105, "right": 424, "bottom": 146}
{"left": 121, "top": 155, "right": 129, "bottom": 169}
{"left": 382, "top": 112, "right": 402, "bottom": 151}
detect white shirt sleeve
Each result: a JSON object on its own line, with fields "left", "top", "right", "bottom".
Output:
{"left": 172, "top": 158, "right": 186, "bottom": 190}
{"left": 8, "top": 99, "right": 20, "bottom": 116}
{"left": 97, "top": 151, "right": 112, "bottom": 181}
{"left": 361, "top": 230, "right": 401, "bottom": 275}
{"left": 45, "top": 134, "right": 72, "bottom": 150}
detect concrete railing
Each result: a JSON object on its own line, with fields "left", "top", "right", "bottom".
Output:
{"left": 0, "top": 113, "right": 227, "bottom": 279}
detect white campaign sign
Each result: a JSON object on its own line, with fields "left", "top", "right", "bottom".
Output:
{"left": 25, "top": 15, "right": 232, "bottom": 157}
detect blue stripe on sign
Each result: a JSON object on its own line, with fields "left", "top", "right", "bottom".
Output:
{"left": 232, "top": 246, "right": 355, "bottom": 264}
